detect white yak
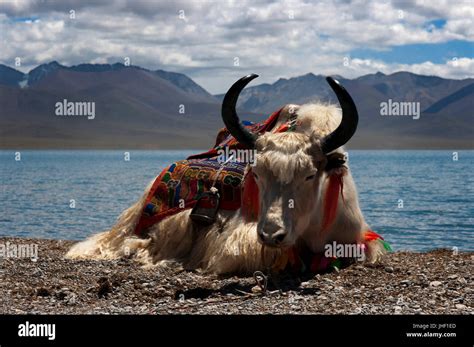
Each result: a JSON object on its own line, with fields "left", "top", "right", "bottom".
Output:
{"left": 66, "top": 75, "right": 388, "bottom": 275}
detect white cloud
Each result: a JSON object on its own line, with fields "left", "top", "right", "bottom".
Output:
{"left": 0, "top": 0, "right": 472, "bottom": 93}
{"left": 347, "top": 57, "right": 474, "bottom": 79}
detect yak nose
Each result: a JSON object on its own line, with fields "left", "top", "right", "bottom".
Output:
{"left": 258, "top": 222, "right": 288, "bottom": 246}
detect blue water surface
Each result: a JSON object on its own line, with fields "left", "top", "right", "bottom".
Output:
{"left": 0, "top": 150, "right": 472, "bottom": 251}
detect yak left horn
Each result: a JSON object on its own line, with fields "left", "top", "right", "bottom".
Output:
{"left": 221, "top": 74, "right": 259, "bottom": 149}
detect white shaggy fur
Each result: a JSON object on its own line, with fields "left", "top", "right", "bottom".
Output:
{"left": 66, "top": 103, "right": 387, "bottom": 275}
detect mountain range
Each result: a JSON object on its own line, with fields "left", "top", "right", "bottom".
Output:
{"left": 0, "top": 62, "right": 472, "bottom": 149}
{"left": 215, "top": 72, "right": 473, "bottom": 149}
{"left": 0, "top": 62, "right": 228, "bottom": 149}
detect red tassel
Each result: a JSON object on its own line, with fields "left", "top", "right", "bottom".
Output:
{"left": 241, "top": 170, "right": 260, "bottom": 222}
{"left": 364, "top": 229, "right": 383, "bottom": 242}
{"left": 275, "top": 123, "right": 289, "bottom": 133}
{"left": 322, "top": 173, "right": 343, "bottom": 232}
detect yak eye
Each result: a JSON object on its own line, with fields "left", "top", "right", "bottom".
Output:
{"left": 252, "top": 172, "right": 259, "bottom": 180}
{"left": 305, "top": 174, "right": 316, "bottom": 181}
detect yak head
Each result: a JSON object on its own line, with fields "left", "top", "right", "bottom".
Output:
{"left": 221, "top": 74, "right": 358, "bottom": 248}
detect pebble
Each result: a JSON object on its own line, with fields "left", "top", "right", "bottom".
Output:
{"left": 36, "top": 287, "right": 50, "bottom": 297}
{"left": 455, "top": 304, "right": 466, "bottom": 310}
{"left": 385, "top": 266, "right": 394, "bottom": 273}
{"left": 32, "top": 268, "right": 44, "bottom": 277}
{"left": 67, "top": 295, "right": 77, "bottom": 305}
{"left": 430, "top": 281, "right": 442, "bottom": 287}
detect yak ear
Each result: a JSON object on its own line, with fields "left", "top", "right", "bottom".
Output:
{"left": 307, "top": 131, "right": 327, "bottom": 169}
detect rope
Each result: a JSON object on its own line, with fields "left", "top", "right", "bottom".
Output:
{"left": 212, "top": 154, "right": 235, "bottom": 189}
{"left": 253, "top": 271, "right": 268, "bottom": 294}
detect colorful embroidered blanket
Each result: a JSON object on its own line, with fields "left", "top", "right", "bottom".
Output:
{"left": 134, "top": 109, "right": 282, "bottom": 237}
{"left": 134, "top": 159, "right": 246, "bottom": 236}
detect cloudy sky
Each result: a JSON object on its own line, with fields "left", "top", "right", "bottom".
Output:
{"left": 0, "top": 0, "right": 473, "bottom": 93}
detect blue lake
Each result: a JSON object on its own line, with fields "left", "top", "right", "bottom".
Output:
{"left": 0, "top": 150, "right": 472, "bottom": 252}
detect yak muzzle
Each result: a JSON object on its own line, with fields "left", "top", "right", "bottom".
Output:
{"left": 257, "top": 221, "right": 288, "bottom": 247}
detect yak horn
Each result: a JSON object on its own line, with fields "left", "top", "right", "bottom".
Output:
{"left": 321, "top": 77, "right": 359, "bottom": 154}
{"left": 221, "top": 74, "right": 258, "bottom": 149}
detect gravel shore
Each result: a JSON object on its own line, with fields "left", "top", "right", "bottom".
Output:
{"left": 0, "top": 237, "right": 472, "bottom": 315}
